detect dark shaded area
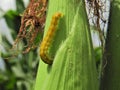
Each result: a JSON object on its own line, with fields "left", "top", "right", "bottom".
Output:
{"left": 3, "top": 10, "right": 21, "bottom": 34}
{"left": 100, "top": 1, "right": 120, "bottom": 90}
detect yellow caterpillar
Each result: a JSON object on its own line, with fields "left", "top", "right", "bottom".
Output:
{"left": 39, "top": 12, "right": 63, "bottom": 65}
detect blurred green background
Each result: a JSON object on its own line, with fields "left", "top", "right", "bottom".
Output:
{"left": 0, "top": 0, "right": 39, "bottom": 90}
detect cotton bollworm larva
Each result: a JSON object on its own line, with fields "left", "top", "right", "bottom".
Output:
{"left": 39, "top": 12, "right": 63, "bottom": 65}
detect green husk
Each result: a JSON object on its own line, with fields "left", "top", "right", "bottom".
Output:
{"left": 34, "top": 0, "right": 98, "bottom": 90}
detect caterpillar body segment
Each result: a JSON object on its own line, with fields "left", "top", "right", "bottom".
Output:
{"left": 40, "top": 12, "right": 63, "bottom": 65}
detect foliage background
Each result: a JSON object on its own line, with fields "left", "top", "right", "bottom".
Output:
{"left": 0, "top": 0, "right": 39, "bottom": 90}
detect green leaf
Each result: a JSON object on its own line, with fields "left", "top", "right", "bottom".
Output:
{"left": 15, "top": 0, "right": 25, "bottom": 14}
{"left": 3, "top": 10, "right": 21, "bottom": 30}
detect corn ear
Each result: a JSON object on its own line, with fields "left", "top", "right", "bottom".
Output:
{"left": 34, "top": 0, "right": 98, "bottom": 90}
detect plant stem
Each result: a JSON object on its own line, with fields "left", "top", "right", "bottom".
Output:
{"left": 100, "top": 0, "right": 120, "bottom": 89}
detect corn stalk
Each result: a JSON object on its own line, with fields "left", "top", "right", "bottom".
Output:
{"left": 100, "top": 0, "right": 120, "bottom": 90}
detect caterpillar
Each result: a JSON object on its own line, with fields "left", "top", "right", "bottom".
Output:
{"left": 39, "top": 12, "right": 63, "bottom": 65}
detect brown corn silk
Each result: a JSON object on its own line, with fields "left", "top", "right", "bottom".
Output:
{"left": 13, "top": 0, "right": 47, "bottom": 53}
